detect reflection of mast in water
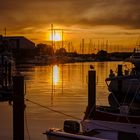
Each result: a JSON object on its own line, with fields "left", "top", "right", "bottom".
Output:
{"left": 80, "top": 63, "right": 84, "bottom": 84}
{"left": 105, "top": 62, "right": 108, "bottom": 79}
{"left": 68, "top": 64, "right": 70, "bottom": 81}
{"left": 51, "top": 65, "right": 54, "bottom": 105}
{"left": 61, "top": 64, "right": 64, "bottom": 94}
{"left": 82, "top": 63, "right": 84, "bottom": 83}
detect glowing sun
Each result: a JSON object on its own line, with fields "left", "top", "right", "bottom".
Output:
{"left": 50, "top": 32, "right": 62, "bottom": 41}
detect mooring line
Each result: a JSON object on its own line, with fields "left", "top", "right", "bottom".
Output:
{"left": 25, "top": 98, "right": 81, "bottom": 120}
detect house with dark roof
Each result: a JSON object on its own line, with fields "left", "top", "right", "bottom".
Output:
{"left": 3, "top": 36, "right": 35, "bottom": 49}
{"left": 0, "top": 35, "right": 36, "bottom": 63}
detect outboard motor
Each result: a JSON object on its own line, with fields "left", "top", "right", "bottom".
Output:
{"left": 64, "top": 120, "right": 80, "bottom": 134}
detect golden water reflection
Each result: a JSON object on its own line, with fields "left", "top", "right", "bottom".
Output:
{"left": 52, "top": 65, "right": 60, "bottom": 85}
{"left": 0, "top": 61, "right": 134, "bottom": 140}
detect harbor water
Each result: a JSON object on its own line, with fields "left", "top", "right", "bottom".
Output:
{"left": 0, "top": 61, "right": 133, "bottom": 140}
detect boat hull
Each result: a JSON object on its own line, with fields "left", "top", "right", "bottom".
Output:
{"left": 108, "top": 78, "right": 140, "bottom": 96}
{"left": 106, "top": 76, "right": 140, "bottom": 106}
{"left": 46, "top": 128, "right": 107, "bottom": 140}
{"left": 82, "top": 119, "right": 140, "bottom": 140}
{"left": 94, "top": 106, "right": 140, "bottom": 124}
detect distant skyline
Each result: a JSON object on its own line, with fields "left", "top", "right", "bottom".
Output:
{"left": 0, "top": 0, "right": 140, "bottom": 48}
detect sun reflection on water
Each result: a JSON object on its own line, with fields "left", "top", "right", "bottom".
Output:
{"left": 52, "top": 65, "right": 60, "bottom": 85}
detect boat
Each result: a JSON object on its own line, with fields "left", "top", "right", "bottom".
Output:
{"left": 82, "top": 105, "right": 140, "bottom": 140}
{"left": 46, "top": 106, "right": 140, "bottom": 140}
{"left": 106, "top": 63, "right": 140, "bottom": 107}
{"left": 126, "top": 47, "right": 140, "bottom": 69}
{"left": 45, "top": 127, "right": 107, "bottom": 140}
{"left": 45, "top": 69, "right": 140, "bottom": 140}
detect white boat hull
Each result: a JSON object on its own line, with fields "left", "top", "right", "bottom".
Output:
{"left": 46, "top": 128, "right": 108, "bottom": 140}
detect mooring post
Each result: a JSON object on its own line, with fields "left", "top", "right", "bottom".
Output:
{"left": 1, "top": 55, "right": 4, "bottom": 87}
{"left": 117, "top": 64, "right": 123, "bottom": 102}
{"left": 118, "top": 64, "right": 123, "bottom": 76}
{"left": 8, "top": 62, "right": 11, "bottom": 86}
{"left": 1, "top": 54, "right": 4, "bottom": 66}
{"left": 13, "top": 75, "right": 24, "bottom": 140}
{"left": 5, "top": 61, "right": 8, "bottom": 87}
{"left": 84, "top": 69, "right": 96, "bottom": 119}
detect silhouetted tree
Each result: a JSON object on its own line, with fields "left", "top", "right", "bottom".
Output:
{"left": 55, "top": 48, "right": 67, "bottom": 56}
{"left": 36, "top": 43, "right": 54, "bottom": 56}
{"left": 96, "top": 50, "right": 108, "bottom": 61}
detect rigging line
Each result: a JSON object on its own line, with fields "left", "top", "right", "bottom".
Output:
{"left": 111, "top": 91, "right": 121, "bottom": 107}
{"left": 25, "top": 98, "right": 81, "bottom": 120}
{"left": 123, "top": 80, "right": 132, "bottom": 104}
{"left": 130, "top": 83, "right": 140, "bottom": 107}
{"left": 105, "top": 80, "right": 120, "bottom": 107}
{"left": 85, "top": 104, "right": 96, "bottom": 120}
{"left": 121, "top": 81, "right": 140, "bottom": 139}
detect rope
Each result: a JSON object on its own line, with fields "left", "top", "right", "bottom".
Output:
{"left": 129, "top": 81, "right": 140, "bottom": 107}
{"left": 122, "top": 79, "right": 132, "bottom": 104}
{"left": 119, "top": 78, "right": 140, "bottom": 139}
{"left": 24, "top": 109, "right": 31, "bottom": 140}
{"left": 105, "top": 80, "right": 121, "bottom": 107}
{"left": 25, "top": 98, "right": 81, "bottom": 120}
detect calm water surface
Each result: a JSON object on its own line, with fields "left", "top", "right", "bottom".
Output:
{"left": 0, "top": 61, "right": 133, "bottom": 140}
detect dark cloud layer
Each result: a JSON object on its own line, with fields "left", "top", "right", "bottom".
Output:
{"left": 0, "top": 0, "right": 140, "bottom": 32}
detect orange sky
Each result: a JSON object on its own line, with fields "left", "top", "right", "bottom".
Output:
{"left": 0, "top": 0, "right": 140, "bottom": 51}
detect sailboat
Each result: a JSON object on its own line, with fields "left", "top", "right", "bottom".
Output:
{"left": 45, "top": 69, "right": 140, "bottom": 140}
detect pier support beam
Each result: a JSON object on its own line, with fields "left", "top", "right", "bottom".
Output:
{"left": 13, "top": 75, "right": 24, "bottom": 140}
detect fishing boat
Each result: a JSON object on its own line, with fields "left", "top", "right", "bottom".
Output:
{"left": 106, "top": 63, "right": 140, "bottom": 107}
{"left": 45, "top": 69, "right": 140, "bottom": 140}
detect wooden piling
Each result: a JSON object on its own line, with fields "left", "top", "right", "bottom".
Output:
{"left": 5, "top": 61, "right": 8, "bottom": 87}
{"left": 85, "top": 70, "right": 96, "bottom": 119}
{"left": 8, "top": 62, "right": 11, "bottom": 86}
{"left": 118, "top": 65, "right": 123, "bottom": 76}
{"left": 13, "top": 75, "right": 24, "bottom": 140}
{"left": 1, "top": 55, "right": 4, "bottom": 87}
{"left": 117, "top": 64, "right": 123, "bottom": 102}
{"left": 1, "top": 55, "right": 4, "bottom": 66}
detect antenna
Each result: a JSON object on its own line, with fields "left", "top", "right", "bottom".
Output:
{"left": 4, "top": 27, "right": 6, "bottom": 36}
{"left": 51, "top": 24, "right": 54, "bottom": 48}
{"left": 82, "top": 38, "right": 84, "bottom": 54}
{"left": 62, "top": 29, "right": 63, "bottom": 48}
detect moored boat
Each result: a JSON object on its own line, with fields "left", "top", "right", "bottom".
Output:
{"left": 126, "top": 47, "right": 140, "bottom": 69}
{"left": 106, "top": 46, "right": 140, "bottom": 105}
{"left": 45, "top": 69, "right": 140, "bottom": 140}
{"left": 45, "top": 127, "right": 108, "bottom": 140}
{"left": 106, "top": 63, "right": 140, "bottom": 107}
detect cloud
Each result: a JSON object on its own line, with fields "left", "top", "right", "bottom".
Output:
{"left": 0, "top": 0, "right": 140, "bottom": 33}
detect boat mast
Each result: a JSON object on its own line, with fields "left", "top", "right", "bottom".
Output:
{"left": 51, "top": 24, "right": 54, "bottom": 51}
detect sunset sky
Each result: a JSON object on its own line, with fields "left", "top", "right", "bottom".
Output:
{"left": 0, "top": 0, "right": 140, "bottom": 49}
